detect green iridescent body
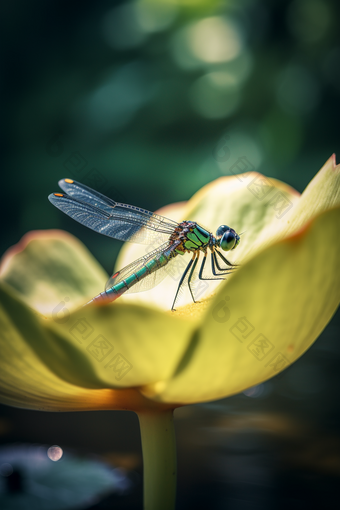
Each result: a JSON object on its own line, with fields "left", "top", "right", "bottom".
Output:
{"left": 107, "top": 252, "right": 170, "bottom": 296}
{"left": 106, "top": 222, "right": 218, "bottom": 305}
{"left": 176, "top": 224, "right": 211, "bottom": 252}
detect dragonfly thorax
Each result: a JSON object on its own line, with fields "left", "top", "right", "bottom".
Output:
{"left": 169, "top": 221, "right": 212, "bottom": 254}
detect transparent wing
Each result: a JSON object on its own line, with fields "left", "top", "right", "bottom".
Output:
{"left": 58, "top": 178, "right": 117, "bottom": 213}
{"left": 106, "top": 243, "right": 182, "bottom": 294}
{"left": 48, "top": 178, "right": 178, "bottom": 245}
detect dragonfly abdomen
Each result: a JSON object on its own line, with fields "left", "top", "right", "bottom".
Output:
{"left": 116, "top": 253, "right": 170, "bottom": 291}
{"left": 86, "top": 252, "right": 172, "bottom": 306}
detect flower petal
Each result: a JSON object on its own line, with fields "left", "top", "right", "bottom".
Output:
{"left": 0, "top": 282, "right": 194, "bottom": 409}
{"left": 0, "top": 230, "right": 108, "bottom": 314}
{"left": 280, "top": 154, "right": 340, "bottom": 235}
{"left": 145, "top": 206, "right": 340, "bottom": 403}
{"left": 0, "top": 285, "right": 174, "bottom": 411}
{"left": 245, "top": 155, "right": 340, "bottom": 254}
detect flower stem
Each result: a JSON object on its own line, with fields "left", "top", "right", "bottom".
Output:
{"left": 137, "top": 409, "right": 177, "bottom": 510}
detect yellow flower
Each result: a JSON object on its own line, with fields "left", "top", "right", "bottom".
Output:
{"left": 0, "top": 155, "right": 339, "bottom": 509}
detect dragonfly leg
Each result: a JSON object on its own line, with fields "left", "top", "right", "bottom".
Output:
{"left": 211, "top": 252, "right": 229, "bottom": 277}
{"left": 171, "top": 254, "right": 195, "bottom": 311}
{"left": 215, "top": 249, "right": 237, "bottom": 268}
{"left": 198, "top": 252, "right": 224, "bottom": 281}
{"left": 187, "top": 251, "right": 199, "bottom": 303}
{"left": 212, "top": 252, "right": 234, "bottom": 275}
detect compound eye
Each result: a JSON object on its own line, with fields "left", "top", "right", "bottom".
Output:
{"left": 216, "top": 225, "right": 230, "bottom": 238}
{"left": 220, "top": 231, "right": 236, "bottom": 251}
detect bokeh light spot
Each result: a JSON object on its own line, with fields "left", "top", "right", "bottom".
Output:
{"left": 190, "top": 17, "right": 243, "bottom": 63}
{"left": 171, "top": 16, "right": 243, "bottom": 70}
{"left": 47, "top": 445, "right": 63, "bottom": 462}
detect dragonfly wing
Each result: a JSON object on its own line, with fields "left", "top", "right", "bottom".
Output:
{"left": 58, "top": 178, "right": 116, "bottom": 213}
{"left": 105, "top": 244, "right": 170, "bottom": 289}
{"left": 105, "top": 243, "right": 183, "bottom": 294}
{"left": 103, "top": 203, "right": 176, "bottom": 244}
{"left": 50, "top": 179, "right": 178, "bottom": 245}
{"left": 49, "top": 192, "right": 116, "bottom": 232}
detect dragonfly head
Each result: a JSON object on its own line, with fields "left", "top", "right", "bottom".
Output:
{"left": 216, "top": 225, "right": 240, "bottom": 251}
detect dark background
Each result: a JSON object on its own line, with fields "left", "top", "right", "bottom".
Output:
{"left": 0, "top": 0, "right": 340, "bottom": 508}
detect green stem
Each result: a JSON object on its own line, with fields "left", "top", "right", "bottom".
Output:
{"left": 137, "top": 409, "right": 177, "bottom": 510}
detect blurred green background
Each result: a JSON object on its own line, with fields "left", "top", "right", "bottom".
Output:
{"left": 1, "top": 0, "right": 340, "bottom": 508}
{"left": 1, "top": 0, "right": 340, "bottom": 271}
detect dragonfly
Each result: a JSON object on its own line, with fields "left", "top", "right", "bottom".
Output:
{"left": 49, "top": 178, "right": 241, "bottom": 310}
